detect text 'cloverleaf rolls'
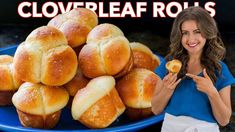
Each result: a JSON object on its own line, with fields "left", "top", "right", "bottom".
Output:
{"left": 116, "top": 68, "right": 160, "bottom": 120}
{"left": 79, "top": 23, "right": 133, "bottom": 79}
{"left": 72, "top": 76, "right": 125, "bottom": 128}
{"left": 166, "top": 59, "right": 182, "bottom": 73}
{"left": 12, "top": 82, "right": 69, "bottom": 129}
{"left": 130, "top": 42, "right": 160, "bottom": 71}
{"left": 0, "top": 55, "right": 23, "bottom": 105}
{"left": 13, "top": 26, "right": 78, "bottom": 86}
{"left": 48, "top": 8, "right": 98, "bottom": 48}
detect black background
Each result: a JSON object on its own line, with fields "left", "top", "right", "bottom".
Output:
{"left": 1, "top": 0, "right": 235, "bottom": 35}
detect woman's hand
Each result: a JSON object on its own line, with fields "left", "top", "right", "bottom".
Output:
{"left": 186, "top": 69, "right": 217, "bottom": 95}
{"left": 162, "top": 72, "right": 181, "bottom": 90}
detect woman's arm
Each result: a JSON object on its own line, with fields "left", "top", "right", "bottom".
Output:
{"left": 208, "top": 86, "right": 231, "bottom": 126}
{"left": 186, "top": 69, "right": 232, "bottom": 126}
{"left": 151, "top": 73, "right": 181, "bottom": 115}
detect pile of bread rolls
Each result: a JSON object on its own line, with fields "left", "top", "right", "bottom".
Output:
{"left": 0, "top": 7, "right": 162, "bottom": 129}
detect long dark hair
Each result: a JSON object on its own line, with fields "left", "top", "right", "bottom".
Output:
{"left": 166, "top": 6, "right": 225, "bottom": 84}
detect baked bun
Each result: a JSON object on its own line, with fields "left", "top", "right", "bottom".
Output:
{"left": 116, "top": 68, "right": 159, "bottom": 120}
{"left": 13, "top": 26, "right": 78, "bottom": 86}
{"left": 64, "top": 68, "right": 89, "bottom": 97}
{"left": 64, "top": 67, "right": 89, "bottom": 108}
{"left": 72, "top": 76, "right": 125, "bottom": 128}
{"left": 130, "top": 42, "right": 160, "bottom": 71}
{"left": 48, "top": 8, "right": 98, "bottom": 47}
{"left": 12, "top": 82, "right": 69, "bottom": 129}
{"left": 79, "top": 23, "right": 133, "bottom": 78}
{"left": 166, "top": 59, "right": 182, "bottom": 73}
{"left": 0, "top": 55, "right": 22, "bottom": 105}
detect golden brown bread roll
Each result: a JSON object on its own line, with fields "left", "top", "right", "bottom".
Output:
{"left": 116, "top": 68, "right": 160, "bottom": 120}
{"left": 13, "top": 26, "right": 78, "bottom": 86}
{"left": 71, "top": 76, "right": 125, "bottom": 128}
{"left": 48, "top": 8, "right": 98, "bottom": 47}
{"left": 0, "top": 55, "right": 22, "bottom": 105}
{"left": 12, "top": 82, "right": 69, "bottom": 129}
{"left": 130, "top": 42, "right": 160, "bottom": 71}
{"left": 166, "top": 59, "right": 182, "bottom": 73}
{"left": 64, "top": 67, "right": 90, "bottom": 108}
{"left": 79, "top": 23, "right": 133, "bottom": 78}
{"left": 64, "top": 68, "right": 89, "bottom": 97}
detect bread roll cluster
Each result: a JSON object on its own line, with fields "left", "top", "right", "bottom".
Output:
{"left": 11, "top": 25, "right": 75, "bottom": 129}
{"left": 9, "top": 8, "right": 96, "bottom": 129}
{"left": 0, "top": 7, "right": 162, "bottom": 130}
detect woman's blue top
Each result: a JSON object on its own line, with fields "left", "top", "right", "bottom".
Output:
{"left": 155, "top": 59, "right": 235, "bottom": 123}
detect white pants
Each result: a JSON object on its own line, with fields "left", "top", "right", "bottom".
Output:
{"left": 161, "top": 113, "right": 220, "bottom": 132}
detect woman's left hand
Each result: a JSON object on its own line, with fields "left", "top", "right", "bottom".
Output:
{"left": 186, "top": 69, "right": 217, "bottom": 95}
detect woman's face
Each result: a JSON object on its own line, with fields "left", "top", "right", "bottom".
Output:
{"left": 181, "top": 20, "right": 206, "bottom": 56}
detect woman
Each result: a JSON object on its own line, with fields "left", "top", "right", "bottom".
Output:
{"left": 151, "top": 6, "right": 235, "bottom": 132}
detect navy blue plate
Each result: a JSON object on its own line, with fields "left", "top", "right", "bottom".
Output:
{"left": 0, "top": 45, "right": 164, "bottom": 132}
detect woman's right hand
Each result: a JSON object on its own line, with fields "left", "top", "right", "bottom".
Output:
{"left": 162, "top": 73, "right": 181, "bottom": 90}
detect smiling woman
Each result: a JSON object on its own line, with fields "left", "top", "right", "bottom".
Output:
{"left": 151, "top": 6, "right": 235, "bottom": 132}
{"left": 181, "top": 20, "right": 207, "bottom": 56}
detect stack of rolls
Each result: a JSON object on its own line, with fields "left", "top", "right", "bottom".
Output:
{"left": 0, "top": 7, "right": 163, "bottom": 130}
{"left": 116, "top": 68, "right": 160, "bottom": 120}
{"left": 130, "top": 42, "right": 160, "bottom": 71}
{"left": 48, "top": 8, "right": 98, "bottom": 48}
{"left": 0, "top": 55, "right": 22, "bottom": 105}
{"left": 71, "top": 76, "right": 125, "bottom": 128}
{"left": 79, "top": 23, "right": 133, "bottom": 78}
{"left": 70, "top": 23, "right": 133, "bottom": 128}
{"left": 11, "top": 25, "right": 77, "bottom": 129}
{"left": 10, "top": 9, "right": 130, "bottom": 129}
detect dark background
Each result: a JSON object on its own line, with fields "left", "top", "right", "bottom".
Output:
{"left": 1, "top": 0, "right": 235, "bottom": 34}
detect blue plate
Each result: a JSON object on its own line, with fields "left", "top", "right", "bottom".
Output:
{"left": 0, "top": 45, "right": 164, "bottom": 132}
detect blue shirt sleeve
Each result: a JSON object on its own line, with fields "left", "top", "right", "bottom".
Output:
{"left": 154, "top": 58, "right": 167, "bottom": 79}
{"left": 216, "top": 61, "right": 235, "bottom": 91}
